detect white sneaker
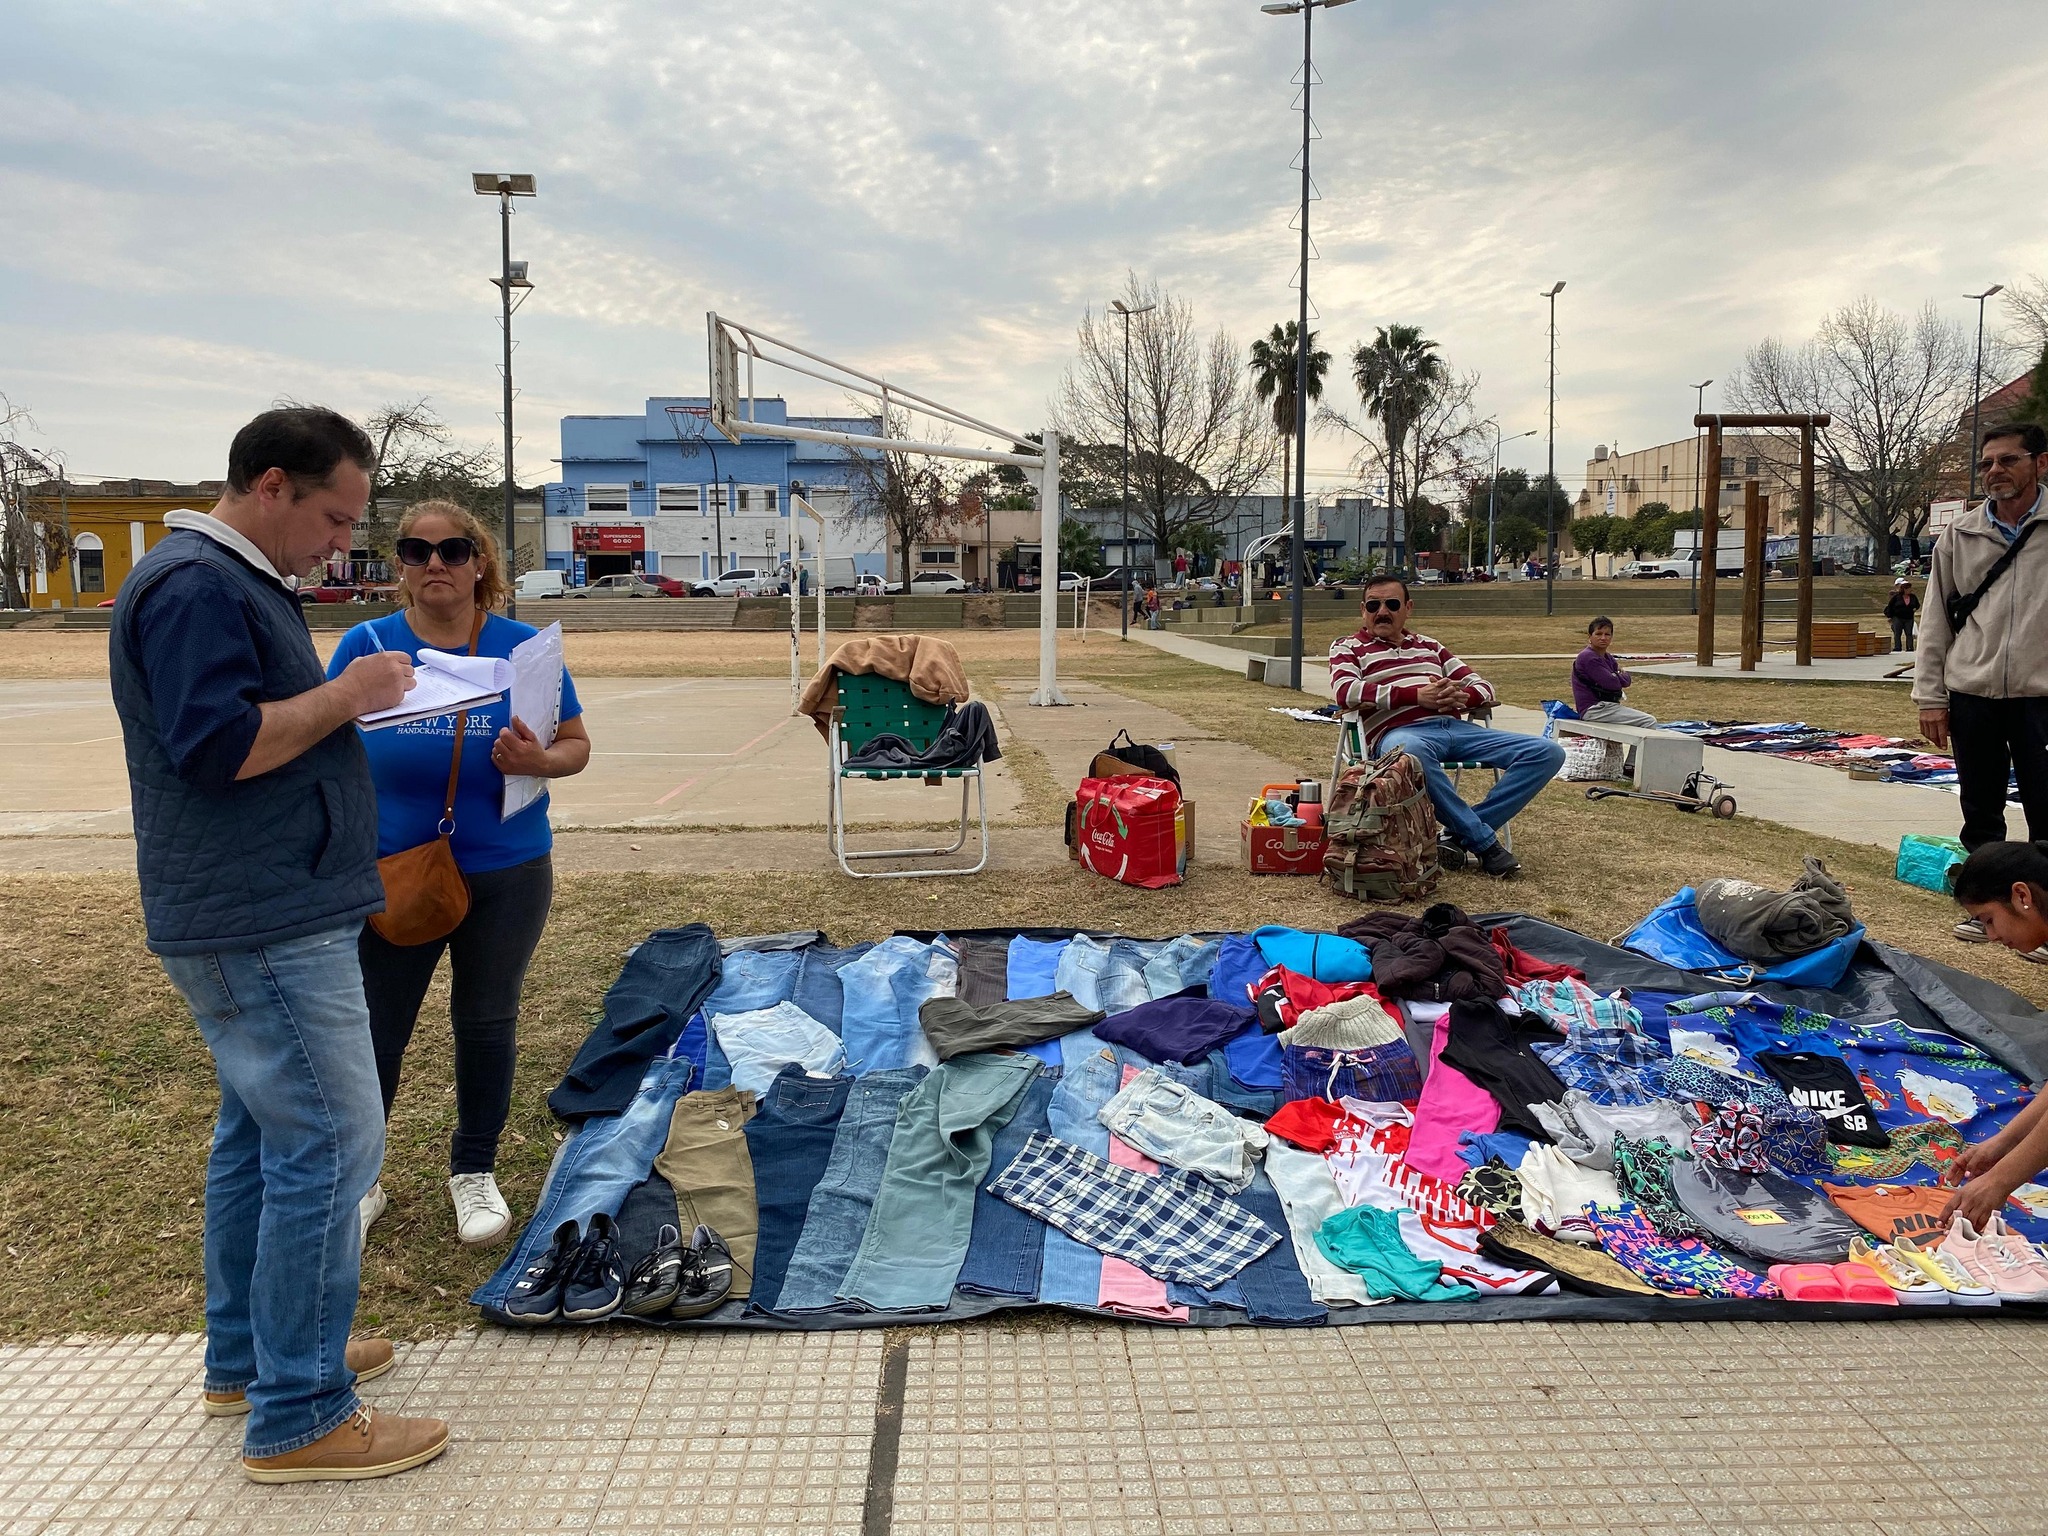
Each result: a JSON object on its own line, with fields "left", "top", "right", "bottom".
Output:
{"left": 358, "top": 1182, "right": 388, "bottom": 1244}
{"left": 449, "top": 1172, "right": 512, "bottom": 1246}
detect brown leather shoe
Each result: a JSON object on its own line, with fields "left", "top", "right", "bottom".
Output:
{"left": 202, "top": 1338, "right": 397, "bottom": 1417}
{"left": 242, "top": 1406, "right": 449, "bottom": 1483}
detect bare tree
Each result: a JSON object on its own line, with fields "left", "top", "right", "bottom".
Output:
{"left": 361, "top": 400, "right": 501, "bottom": 546}
{"left": 1317, "top": 363, "right": 1485, "bottom": 562}
{"left": 1728, "top": 298, "right": 1974, "bottom": 551}
{"left": 1053, "top": 274, "right": 1275, "bottom": 581}
{"left": 840, "top": 408, "right": 971, "bottom": 591}
{"left": 0, "top": 396, "right": 65, "bottom": 610}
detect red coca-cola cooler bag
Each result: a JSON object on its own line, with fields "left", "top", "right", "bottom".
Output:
{"left": 1074, "top": 774, "right": 1186, "bottom": 889}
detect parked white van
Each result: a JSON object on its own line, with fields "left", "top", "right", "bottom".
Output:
{"left": 514, "top": 570, "right": 567, "bottom": 600}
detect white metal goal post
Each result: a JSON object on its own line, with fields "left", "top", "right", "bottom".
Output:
{"left": 707, "top": 312, "right": 1067, "bottom": 706}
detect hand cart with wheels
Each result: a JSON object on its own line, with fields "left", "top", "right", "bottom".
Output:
{"left": 1585, "top": 769, "right": 1737, "bottom": 818}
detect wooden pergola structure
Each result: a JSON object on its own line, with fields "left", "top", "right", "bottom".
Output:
{"left": 1693, "top": 412, "right": 1831, "bottom": 669}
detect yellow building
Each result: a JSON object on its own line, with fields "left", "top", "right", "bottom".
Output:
{"left": 1575, "top": 434, "right": 1848, "bottom": 536}
{"left": 26, "top": 480, "right": 224, "bottom": 609}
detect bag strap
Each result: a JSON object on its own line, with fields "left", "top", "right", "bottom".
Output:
{"left": 1947, "top": 515, "right": 2042, "bottom": 632}
{"left": 437, "top": 610, "right": 484, "bottom": 837}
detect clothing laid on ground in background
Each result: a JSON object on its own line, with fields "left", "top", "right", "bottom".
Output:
{"left": 1261, "top": 1143, "right": 1382, "bottom": 1306}
{"left": 1337, "top": 905, "right": 1507, "bottom": 1002}
{"left": 1821, "top": 1181, "right": 1966, "bottom": 1248}
{"left": 1515, "top": 1144, "right": 1619, "bottom": 1242}
{"left": 1531, "top": 1092, "right": 1695, "bottom": 1171}
{"left": 1695, "top": 857, "right": 1856, "bottom": 961}
{"left": 1438, "top": 1001, "right": 1571, "bottom": 1137}
{"left": 1406, "top": 1004, "right": 1502, "bottom": 1182}
{"left": 1479, "top": 1218, "right": 1665, "bottom": 1297}
{"left": 1321, "top": 1146, "right": 1556, "bottom": 1296}
{"left": 1094, "top": 994, "right": 1259, "bottom": 1065}
{"left": 653, "top": 1086, "right": 761, "bottom": 1303}
{"left": 548, "top": 926, "right": 721, "bottom": 1122}
{"left": 797, "top": 634, "right": 971, "bottom": 736}
{"left": 1313, "top": 1204, "right": 1478, "bottom": 1303}
{"left": 840, "top": 700, "right": 1002, "bottom": 771}
{"left": 989, "top": 1131, "right": 1282, "bottom": 1289}
{"left": 918, "top": 993, "right": 1104, "bottom": 1061}
{"left": 837, "top": 935, "right": 956, "bottom": 1075}
{"left": 1668, "top": 1160, "right": 1864, "bottom": 1264}
{"left": 835, "top": 1054, "right": 1038, "bottom": 1311}
{"left": 771, "top": 1067, "right": 927, "bottom": 1314}
{"left": 710, "top": 1002, "right": 846, "bottom": 1097}
{"left": 1610, "top": 1135, "right": 1707, "bottom": 1240}
{"left": 954, "top": 1068, "right": 1060, "bottom": 1301}
{"left": 328, "top": 611, "right": 585, "bottom": 872}
{"left": 1099, "top": 1069, "right": 1271, "bottom": 1192}
{"left": 741, "top": 1068, "right": 852, "bottom": 1313}
{"left": 1823, "top": 1120, "right": 1966, "bottom": 1181}
{"left": 360, "top": 854, "right": 554, "bottom": 1174}
{"left": 1588, "top": 1203, "right": 1779, "bottom": 1300}
{"left": 1750, "top": 1048, "right": 1888, "bottom": 1147}
{"left": 1489, "top": 929, "right": 1586, "bottom": 987}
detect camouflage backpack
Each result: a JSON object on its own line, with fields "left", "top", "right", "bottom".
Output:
{"left": 1320, "top": 749, "right": 1440, "bottom": 903}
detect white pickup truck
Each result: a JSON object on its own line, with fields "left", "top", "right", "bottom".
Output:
{"left": 1625, "top": 549, "right": 1745, "bottom": 579}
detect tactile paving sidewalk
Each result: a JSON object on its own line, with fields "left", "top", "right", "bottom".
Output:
{"left": 3, "top": 1319, "right": 2042, "bottom": 1535}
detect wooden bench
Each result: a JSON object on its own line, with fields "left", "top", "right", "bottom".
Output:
{"left": 1553, "top": 719, "right": 1704, "bottom": 795}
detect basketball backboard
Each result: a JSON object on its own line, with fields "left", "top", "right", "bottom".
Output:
{"left": 707, "top": 312, "right": 743, "bottom": 444}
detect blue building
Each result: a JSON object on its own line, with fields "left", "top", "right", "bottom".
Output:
{"left": 544, "top": 397, "right": 881, "bottom": 584}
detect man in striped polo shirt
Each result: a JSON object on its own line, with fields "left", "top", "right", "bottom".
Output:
{"left": 1328, "top": 574, "right": 1564, "bottom": 878}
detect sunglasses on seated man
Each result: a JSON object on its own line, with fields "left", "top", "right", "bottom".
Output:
{"left": 395, "top": 536, "right": 476, "bottom": 568}
{"left": 1362, "top": 596, "right": 1405, "bottom": 613}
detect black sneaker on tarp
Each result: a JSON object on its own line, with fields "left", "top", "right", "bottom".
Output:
{"left": 668, "top": 1225, "right": 735, "bottom": 1320}
{"left": 1438, "top": 836, "right": 1472, "bottom": 873}
{"left": 560, "top": 1213, "right": 626, "bottom": 1322}
{"left": 503, "top": 1220, "right": 580, "bottom": 1324}
{"left": 620, "top": 1224, "right": 684, "bottom": 1318}
{"left": 1477, "top": 841, "right": 1521, "bottom": 880}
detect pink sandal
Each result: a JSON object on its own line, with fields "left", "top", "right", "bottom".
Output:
{"left": 1832, "top": 1262, "right": 1901, "bottom": 1306}
{"left": 1768, "top": 1264, "right": 1848, "bottom": 1302}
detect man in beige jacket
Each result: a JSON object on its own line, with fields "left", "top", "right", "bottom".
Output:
{"left": 1914, "top": 421, "right": 2048, "bottom": 956}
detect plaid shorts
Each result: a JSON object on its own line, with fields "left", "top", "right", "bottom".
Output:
{"left": 990, "top": 1131, "right": 1280, "bottom": 1289}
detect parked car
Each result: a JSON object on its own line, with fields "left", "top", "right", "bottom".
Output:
{"left": 1055, "top": 571, "right": 1087, "bottom": 591}
{"left": 691, "top": 567, "right": 771, "bottom": 597}
{"left": 568, "top": 573, "right": 664, "bottom": 598}
{"left": 514, "top": 569, "right": 568, "bottom": 600}
{"left": 643, "top": 573, "right": 693, "bottom": 597}
{"left": 851, "top": 574, "right": 886, "bottom": 596}
{"left": 885, "top": 571, "right": 970, "bottom": 594}
{"left": 296, "top": 580, "right": 360, "bottom": 605}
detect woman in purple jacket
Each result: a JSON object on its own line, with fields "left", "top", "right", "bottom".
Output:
{"left": 1571, "top": 617, "right": 1657, "bottom": 726}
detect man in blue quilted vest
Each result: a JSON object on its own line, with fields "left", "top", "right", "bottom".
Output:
{"left": 111, "top": 406, "right": 451, "bottom": 1484}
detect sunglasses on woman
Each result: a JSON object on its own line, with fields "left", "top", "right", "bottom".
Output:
{"left": 395, "top": 536, "right": 476, "bottom": 568}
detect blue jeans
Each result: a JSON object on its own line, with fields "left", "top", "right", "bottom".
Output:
{"left": 159, "top": 925, "right": 385, "bottom": 1459}
{"left": 472, "top": 1055, "right": 694, "bottom": 1314}
{"left": 698, "top": 949, "right": 802, "bottom": 1090}
{"left": 1056, "top": 936, "right": 1165, "bottom": 1013}
{"left": 839, "top": 935, "right": 954, "bottom": 1074}
{"left": 954, "top": 1067, "right": 1060, "bottom": 1300}
{"left": 1378, "top": 717, "right": 1565, "bottom": 853}
{"left": 791, "top": 942, "right": 875, "bottom": 1035}
{"left": 1039, "top": 1037, "right": 1122, "bottom": 1306}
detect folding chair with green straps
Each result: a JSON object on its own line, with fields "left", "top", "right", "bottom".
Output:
{"left": 827, "top": 672, "right": 989, "bottom": 879}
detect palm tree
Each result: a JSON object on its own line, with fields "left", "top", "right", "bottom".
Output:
{"left": 1351, "top": 324, "right": 1447, "bottom": 567}
{"left": 1248, "top": 322, "right": 1330, "bottom": 549}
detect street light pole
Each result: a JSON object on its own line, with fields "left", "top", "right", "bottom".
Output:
{"left": 1110, "top": 298, "right": 1155, "bottom": 638}
{"left": 1689, "top": 379, "right": 1711, "bottom": 615}
{"left": 473, "top": 172, "right": 536, "bottom": 618}
{"left": 1484, "top": 424, "right": 1535, "bottom": 576}
{"left": 1263, "top": 0, "right": 1353, "bottom": 688}
{"left": 1966, "top": 284, "right": 2004, "bottom": 503}
{"left": 1540, "top": 280, "right": 1565, "bottom": 616}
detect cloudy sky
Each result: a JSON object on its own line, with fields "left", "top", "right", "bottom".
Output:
{"left": 5, "top": 0, "right": 2046, "bottom": 491}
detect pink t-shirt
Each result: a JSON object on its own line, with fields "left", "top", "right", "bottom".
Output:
{"left": 1403, "top": 1002, "right": 1500, "bottom": 1181}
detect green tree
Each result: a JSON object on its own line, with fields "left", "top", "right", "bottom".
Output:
{"left": 1571, "top": 514, "right": 1619, "bottom": 577}
{"left": 1622, "top": 504, "right": 1679, "bottom": 560}
{"left": 1404, "top": 496, "right": 1452, "bottom": 560}
{"left": 1491, "top": 513, "right": 1544, "bottom": 562}
{"left": 1248, "top": 322, "right": 1330, "bottom": 525}
{"left": 1059, "top": 516, "right": 1106, "bottom": 577}
{"left": 1506, "top": 474, "right": 1572, "bottom": 561}
{"left": 1350, "top": 324, "right": 1449, "bottom": 562}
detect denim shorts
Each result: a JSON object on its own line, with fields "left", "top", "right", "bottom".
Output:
{"left": 1280, "top": 1038, "right": 1424, "bottom": 1105}
{"left": 1099, "top": 1069, "right": 1269, "bottom": 1193}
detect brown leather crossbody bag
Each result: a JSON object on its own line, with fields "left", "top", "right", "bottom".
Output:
{"left": 368, "top": 613, "right": 480, "bottom": 946}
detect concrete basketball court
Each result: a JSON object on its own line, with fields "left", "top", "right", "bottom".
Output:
{"left": 0, "top": 677, "right": 1024, "bottom": 837}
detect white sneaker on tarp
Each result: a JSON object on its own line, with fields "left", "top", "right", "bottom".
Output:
{"left": 358, "top": 1182, "right": 388, "bottom": 1244}
{"left": 449, "top": 1172, "right": 512, "bottom": 1246}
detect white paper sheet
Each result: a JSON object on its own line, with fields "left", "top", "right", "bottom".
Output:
{"left": 501, "top": 623, "right": 565, "bottom": 820}
{"left": 355, "top": 651, "right": 512, "bottom": 730}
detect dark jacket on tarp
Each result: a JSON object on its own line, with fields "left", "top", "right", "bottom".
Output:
{"left": 1338, "top": 903, "right": 1506, "bottom": 1001}
{"left": 549, "top": 924, "right": 722, "bottom": 1121}
{"left": 1696, "top": 857, "right": 1855, "bottom": 961}
{"left": 111, "top": 528, "right": 382, "bottom": 955}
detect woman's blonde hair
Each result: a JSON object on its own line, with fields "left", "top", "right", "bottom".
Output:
{"left": 395, "top": 500, "right": 510, "bottom": 612}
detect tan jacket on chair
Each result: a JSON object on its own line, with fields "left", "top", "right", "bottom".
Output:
{"left": 797, "top": 635, "right": 971, "bottom": 737}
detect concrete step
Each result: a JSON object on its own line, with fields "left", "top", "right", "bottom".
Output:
{"left": 551, "top": 599, "right": 739, "bottom": 630}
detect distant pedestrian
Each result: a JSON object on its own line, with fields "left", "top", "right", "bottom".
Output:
{"left": 1915, "top": 421, "right": 2048, "bottom": 949}
{"left": 331, "top": 501, "right": 590, "bottom": 1250}
{"left": 1885, "top": 577, "right": 1919, "bottom": 652}
{"left": 111, "top": 407, "right": 451, "bottom": 1482}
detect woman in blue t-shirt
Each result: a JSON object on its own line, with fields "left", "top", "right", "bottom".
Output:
{"left": 328, "top": 501, "right": 590, "bottom": 1248}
